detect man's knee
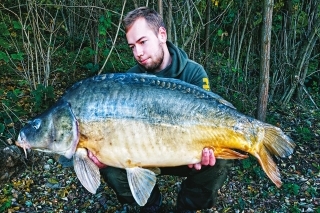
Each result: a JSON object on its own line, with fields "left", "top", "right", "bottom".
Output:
{"left": 177, "top": 159, "right": 233, "bottom": 210}
{"left": 177, "top": 180, "right": 217, "bottom": 210}
{"left": 100, "top": 166, "right": 127, "bottom": 186}
{"left": 100, "top": 167, "right": 135, "bottom": 204}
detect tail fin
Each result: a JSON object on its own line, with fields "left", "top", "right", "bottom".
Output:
{"left": 255, "top": 126, "right": 295, "bottom": 187}
{"left": 263, "top": 126, "right": 295, "bottom": 157}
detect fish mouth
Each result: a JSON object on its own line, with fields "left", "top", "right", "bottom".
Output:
{"left": 15, "top": 132, "right": 31, "bottom": 158}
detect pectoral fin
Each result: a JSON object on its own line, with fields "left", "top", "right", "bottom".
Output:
{"left": 73, "top": 148, "right": 101, "bottom": 194}
{"left": 126, "top": 167, "right": 157, "bottom": 206}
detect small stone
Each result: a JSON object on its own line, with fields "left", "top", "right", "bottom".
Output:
{"left": 43, "top": 164, "right": 50, "bottom": 170}
{"left": 47, "top": 159, "right": 54, "bottom": 164}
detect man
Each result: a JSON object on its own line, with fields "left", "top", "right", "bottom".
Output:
{"left": 99, "top": 7, "right": 232, "bottom": 213}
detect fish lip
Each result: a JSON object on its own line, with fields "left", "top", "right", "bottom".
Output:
{"left": 15, "top": 132, "right": 31, "bottom": 158}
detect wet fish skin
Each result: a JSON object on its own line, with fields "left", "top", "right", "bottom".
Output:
{"left": 16, "top": 73, "right": 295, "bottom": 206}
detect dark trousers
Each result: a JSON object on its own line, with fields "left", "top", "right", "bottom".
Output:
{"left": 100, "top": 159, "right": 232, "bottom": 211}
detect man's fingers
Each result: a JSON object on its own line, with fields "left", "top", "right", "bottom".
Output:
{"left": 88, "top": 150, "right": 107, "bottom": 169}
{"left": 188, "top": 163, "right": 201, "bottom": 169}
{"left": 208, "top": 149, "right": 216, "bottom": 166}
{"left": 201, "top": 148, "right": 210, "bottom": 165}
{"left": 194, "top": 163, "right": 202, "bottom": 170}
{"left": 188, "top": 148, "right": 215, "bottom": 170}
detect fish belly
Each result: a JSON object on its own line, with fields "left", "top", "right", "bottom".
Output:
{"left": 78, "top": 119, "right": 200, "bottom": 168}
{"left": 77, "top": 117, "right": 252, "bottom": 169}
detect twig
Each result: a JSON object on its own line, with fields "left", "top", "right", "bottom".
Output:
{"left": 98, "top": 0, "right": 126, "bottom": 75}
{"left": 300, "top": 82, "right": 319, "bottom": 109}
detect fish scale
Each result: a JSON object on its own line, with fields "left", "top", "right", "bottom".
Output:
{"left": 16, "top": 73, "right": 295, "bottom": 206}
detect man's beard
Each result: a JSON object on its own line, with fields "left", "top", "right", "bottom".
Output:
{"left": 142, "top": 47, "right": 164, "bottom": 72}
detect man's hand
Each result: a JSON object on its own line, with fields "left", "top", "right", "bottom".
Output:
{"left": 188, "top": 148, "right": 215, "bottom": 170}
{"left": 88, "top": 150, "right": 108, "bottom": 169}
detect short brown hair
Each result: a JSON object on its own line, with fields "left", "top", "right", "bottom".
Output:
{"left": 123, "top": 7, "right": 165, "bottom": 35}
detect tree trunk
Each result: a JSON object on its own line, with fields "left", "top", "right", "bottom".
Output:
{"left": 257, "top": 0, "right": 273, "bottom": 121}
{"left": 294, "top": 1, "right": 319, "bottom": 104}
{"left": 204, "top": 0, "right": 211, "bottom": 70}
{"left": 167, "top": 0, "right": 172, "bottom": 41}
{"left": 281, "top": 0, "right": 320, "bottom": 106}
{"left": 89, "top": 0, "right": 102, "bottom": 65}
{"left": 158, "top": 0, "right": 163, "bottom": 18}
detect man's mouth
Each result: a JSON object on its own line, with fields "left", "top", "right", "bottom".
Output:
{"left": 139, "top": 58, "right": 149, "bottom": 64}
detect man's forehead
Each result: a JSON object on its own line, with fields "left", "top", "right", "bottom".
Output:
{"left": 128, "top": 18, "right": 151, "bottom": 32}
{"left": 126, "top": 18, "right": 157, "bottom": 43}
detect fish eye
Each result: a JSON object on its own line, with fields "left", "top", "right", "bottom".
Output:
{"left": 32, "top": 119, "right": 41, "bottom": 130}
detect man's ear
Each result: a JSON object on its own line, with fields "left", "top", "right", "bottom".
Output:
{"left": 158, "top": 27, "right": 167, "bottom": 43}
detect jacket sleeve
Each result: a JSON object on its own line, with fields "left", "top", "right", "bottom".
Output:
{"left": 185, "top": 60, "right": 211, "bottom": 91}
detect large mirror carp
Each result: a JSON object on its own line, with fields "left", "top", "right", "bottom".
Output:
{"left": 16, "top": 73, "right": 295, "bottom": 206}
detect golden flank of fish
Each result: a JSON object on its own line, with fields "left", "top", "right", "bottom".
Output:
{"left": 16, "top": 73, "right": 295, "bottom": 206}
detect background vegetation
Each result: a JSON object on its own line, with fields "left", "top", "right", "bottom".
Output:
{"left": 0, "top": 0, "right": 319, "bottom": 212}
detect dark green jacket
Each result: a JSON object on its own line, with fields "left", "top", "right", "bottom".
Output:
{"left": 127, "top": 41, "right": 210, "bottom": 91}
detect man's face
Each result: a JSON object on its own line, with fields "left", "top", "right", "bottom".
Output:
{"left": 126, "top": 18, "right": 165, "bottom": 72}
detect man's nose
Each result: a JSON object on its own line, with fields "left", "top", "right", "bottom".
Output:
{"left": 135, "top": 45, "right": 143, "bottom": 57}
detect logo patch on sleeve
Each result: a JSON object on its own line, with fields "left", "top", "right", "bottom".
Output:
{"left": 203, "top": 78, "right": 210, "bottom": 91}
